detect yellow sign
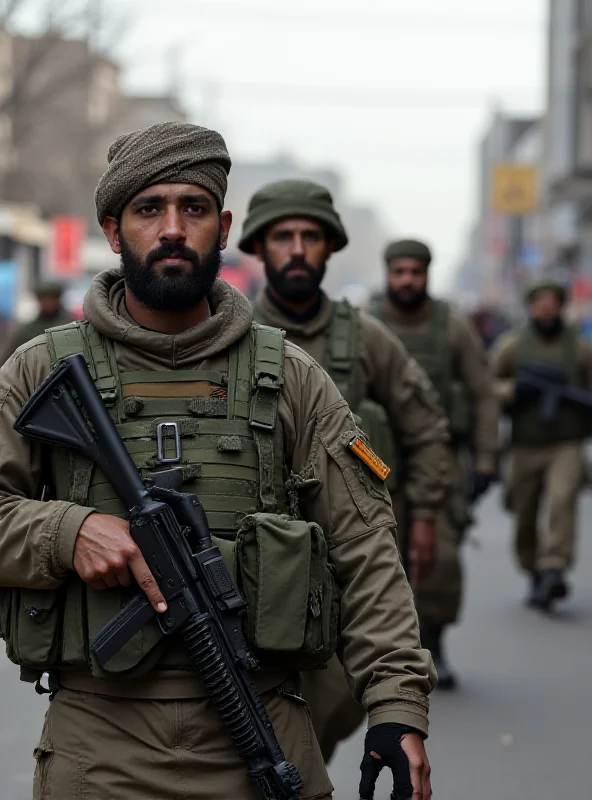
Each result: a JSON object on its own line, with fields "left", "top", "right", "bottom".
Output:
{"left": 491, "top": 164, "right": 538, "bottom": 215}
{"left": 348, "top": 436, "right": 391, "bottom": 481}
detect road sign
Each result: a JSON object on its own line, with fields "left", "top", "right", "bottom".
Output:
{"left": 491, "top": 164, "right": 538, "bottom": 215}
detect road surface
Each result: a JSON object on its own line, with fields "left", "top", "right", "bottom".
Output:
{"left": 1, "top": 487, "right": 591, "bottom": 799}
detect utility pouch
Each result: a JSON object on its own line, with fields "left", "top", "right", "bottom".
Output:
{"left": 4, "top": 587, "right": 63, "bottom": 667}
{"left": 236, "top": 513, "right": 340, "bottom": 669}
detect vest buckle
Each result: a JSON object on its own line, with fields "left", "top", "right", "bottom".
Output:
{"left": 156, "top": 422, "right": 181, "bottom": 464}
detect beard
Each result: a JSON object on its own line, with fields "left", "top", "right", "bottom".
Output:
{"left": 388, "top": 285, "right": 428, "bottom": 311}
{"left": 264, "top": 254, "right": 326, "bottom": 303}
{"left": 531, "top": 317, "right": 563, "bottom": 338}
{"left": 119, "top": 232, "right": 221, "bottom": 312}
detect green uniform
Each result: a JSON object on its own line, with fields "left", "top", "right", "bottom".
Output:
{"left": 0, "top": 271, "right": 435, "bottom": 799}
{"left": 254, "top": 289, "right": 451, "bottom": 762}
{"left": 371, "top": 296, "right": 498, "bottom": 627}
{"left": 491, "top": 325, "right": 592, "bottom": 573}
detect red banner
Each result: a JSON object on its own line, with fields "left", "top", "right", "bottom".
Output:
{"left": 48, "top": 216, "right": 86, "bottom": 276}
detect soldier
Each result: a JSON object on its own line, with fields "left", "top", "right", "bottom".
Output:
{"left": 372, "top": 238, "right": 498, "bottom": 688}
{"left": 0, "top": 123, "right": 434, "bottom": 800}
{"left": 238, "top": 179, "right": 451, "bottom": 760}
{"left": 1, "top": 281, "right": 72, "bottom": 364}
{"left": 491, "top": 278, "right": 592, "bottom": 610}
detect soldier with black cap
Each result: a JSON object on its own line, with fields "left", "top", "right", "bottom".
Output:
{"left": 371, "top": 237, "right": 499, "bottom": 688}
{"left": 491, "top": 277, "right": 592, "bottom": 610}
{"left": 239, "top": 179, "right": 451, "bottom": 762}
{"left": 1, "top": 281, "right": 72, "bottom": 364}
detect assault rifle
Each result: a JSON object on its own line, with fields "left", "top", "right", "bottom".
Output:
{"left": 514, "top": 363, "right": 592, "bottom": 423}
{"left": 13, "top": 353, "right": 302, "bottom": 800}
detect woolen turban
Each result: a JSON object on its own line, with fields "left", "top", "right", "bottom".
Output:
{"left": 95, "top": 121, "right": 232, "bottom": 224}
{"left": 384, "top": 239, "right": 432, "bottom": 266}
{"left": 239, "top": 179, "right": 348, "bottom": 253}
{"left": 524, "top": 277, "right": 567, "bottom": 306}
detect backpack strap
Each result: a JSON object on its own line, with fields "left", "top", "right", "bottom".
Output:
{"left": 249, "top": 323, "right": 285, "bottom": 512}
{"left": 325, "top": 299, "right": 360, "bottom": 409}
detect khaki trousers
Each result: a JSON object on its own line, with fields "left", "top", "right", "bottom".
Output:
{"left": 505, "top": 441, "right": 585, "bottom": 573}
{"left": 33, "top": 685, "right": 333, "bottom": 800}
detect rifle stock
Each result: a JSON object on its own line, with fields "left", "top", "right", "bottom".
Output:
{"left": 14, "top": 354, "right": 302, "bottom": 800}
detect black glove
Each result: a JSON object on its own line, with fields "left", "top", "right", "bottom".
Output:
{"left": 467, "top": 471, "right": 493, "bottom": 504}
{"left": 359, "top": 723, "right": 416, "bottom": 800}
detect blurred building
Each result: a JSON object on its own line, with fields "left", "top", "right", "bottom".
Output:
{"left": 544, "top": 0, "right": 592, "bottom": 318}
{"left": 452, "top": 110, "right": 542, "bottom": 318}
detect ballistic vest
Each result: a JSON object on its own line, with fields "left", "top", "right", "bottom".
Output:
{"left": 371, "top": 298, "right": 472, "bottom": 439}
{"left": 3, "top": 320, "right": 292, "bottom": 680}
{"left": 512, "top": 325, "right": 590, "bottom": 445}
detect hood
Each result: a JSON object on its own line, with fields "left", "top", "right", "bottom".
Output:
{"left": 83, "top": 269, "right": 253, "bottom": 368}
{"left": 255, "top": 289, "right": 334, "bottom": 338}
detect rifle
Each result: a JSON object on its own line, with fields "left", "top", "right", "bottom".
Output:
{"left": 13, "top": 353, "right": 302, "bottom": 800}
{"left": 514, "top": 363, "right": 592, "bottom": 423}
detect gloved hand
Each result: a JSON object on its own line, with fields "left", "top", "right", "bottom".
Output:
{"left": 359, "top": 723, "right": 432, "bottom": 800}
{"left": 468, "top": 471, "right": 494, "bottom": 504}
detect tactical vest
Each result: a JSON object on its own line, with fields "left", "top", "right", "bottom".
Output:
{"left": 371, "top": 299, "right": 472, "bottom": 440}
{"left": 511, "top": 326, "right": 590, "bottom": 445}
{"left": 324, "top": 300, "right": 397, "bottom": 491}
{"left": 1, "top": 321, "right": 339, "bottom": 683}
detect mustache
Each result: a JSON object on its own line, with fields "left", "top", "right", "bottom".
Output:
{"left": 280, "top": 257, "right": 317, "bottom": 278}
{"left": 146, "top": 242, "right": 200, "bottom": 268}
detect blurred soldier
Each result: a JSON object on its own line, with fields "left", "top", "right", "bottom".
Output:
{"left": 239, "top": 179, "right": 450, "bottom": 762}
{"left": 491, "top": 279, "right": 592, "bottom": 610}
{"left": 1, "top": 282, "right": 71, "bottom": 363}
{"left": 371, "top": 239, "right": 498, "bottom": 688}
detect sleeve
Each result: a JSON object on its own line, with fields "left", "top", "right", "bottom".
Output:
{"left": 578, "top": 338, "right": 592, "bottom": 391}
{"left": 360, "top": 315, "right": 451, "bottom": 520}
{"left": 279, "top": 346, "right": 436, "bottom": 736}
{"left": 0, "top": 340, "right": 95, "bottom": 589}
{"left": 489, "top": 332, "right": 518, "bottom": 408}
{"left": 452, "top": 314, "right": 499, "bottom": 473}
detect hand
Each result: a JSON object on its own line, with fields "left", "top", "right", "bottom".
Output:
{"left": 408, "top": 519, "right": 436, "bottom": 585}
{"left": 359, "top": 723, "right": 432, "bottom": 800}
{"left": 73, "top": 513, "right": 167, "bottom": 613}
{"left": 468, "top": 471, "right": 494, "bottom": 504}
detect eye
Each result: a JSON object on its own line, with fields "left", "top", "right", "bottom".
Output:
{"left": 186, "top": 204, "right": 205, "bottom": 214}
{"left": 138, "top": 205, "right": 158, "bottom": 215}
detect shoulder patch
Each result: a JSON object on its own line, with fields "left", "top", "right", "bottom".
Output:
{"left": 347, "top": 434, "right": 391, "bottom": 481}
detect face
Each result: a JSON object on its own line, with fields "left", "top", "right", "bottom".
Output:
{"left": 38, "top": 294, "right": 61, "bottom": 315}
{"left": 102, "top": 183, "right": 232, "bottom": 311}
{"left": 528, "top": 290, "right": 563, "bottom": 333}
{"left": 386, "top": 257, "right": 429, "bottom": 309}
{"left": 254, "top": 217, "right": 333, "bottom": 303}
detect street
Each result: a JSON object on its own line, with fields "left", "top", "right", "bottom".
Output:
{"left": 1, "top": 486, "right": 591, "bottom": 800}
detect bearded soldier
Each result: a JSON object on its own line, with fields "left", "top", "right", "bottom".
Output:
{"left": 1, "top": 282, "right": 72, "bottom": 364}
{"left": 239, "top": 179, "right": 451, "bottom": 761}
{"left": 371, "top": 238, "right": 498, "bottom": 689}
{"left": 0, "top": 123, "right": 434, "bottom": 800}
{"left": 491, "top": 278, "right": 592, "bottom": 610}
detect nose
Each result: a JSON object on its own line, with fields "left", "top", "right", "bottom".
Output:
{"left": 159, "top": 207, "right": 186, "bottom": 244}
{"left": 290, "top": 233, "right": 305, "bottom": 258}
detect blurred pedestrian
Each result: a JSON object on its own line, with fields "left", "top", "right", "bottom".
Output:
{"left": 1, "top": 282, "right": 72, "bottom": 363}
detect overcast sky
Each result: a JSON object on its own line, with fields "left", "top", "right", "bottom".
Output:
{"left": 40, "top": 0, "right": 550, "bottom": 292}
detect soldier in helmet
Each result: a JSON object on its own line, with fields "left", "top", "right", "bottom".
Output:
{"left": 491, "top": 278, "right": 592, "bottom": 610}
{"left": 239, "top": 179, "right": 451, "bottom": 761}
{"left": 371, "top": 238, "right": 499, "bottom": 689}
{"left": 1, "top": 281, "right": 72, "bottom": 363}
